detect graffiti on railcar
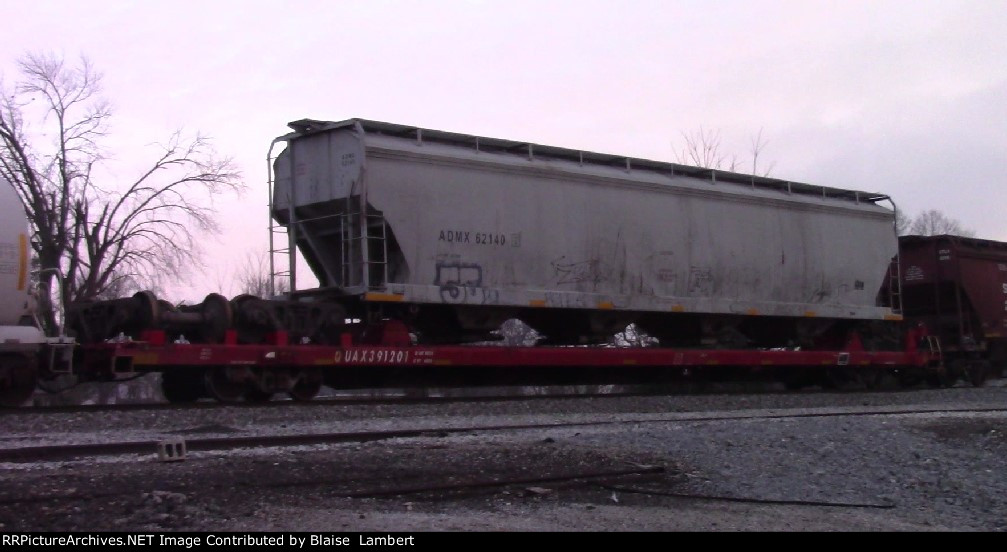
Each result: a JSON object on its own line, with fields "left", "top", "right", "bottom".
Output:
{"left": 433, "top": 260, "right": 500, "bottom": 305}
{"left": 687, "top": 266, "right": 714, "bottom": 295}
{"left": 551, "top": 256, "right": 608, "bottom": 287}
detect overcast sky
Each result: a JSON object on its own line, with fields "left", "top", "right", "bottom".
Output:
{"left": 3, "top": 0, "right": 1005, "bottom": 301}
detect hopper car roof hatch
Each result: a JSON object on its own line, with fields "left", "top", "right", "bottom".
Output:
{"left": 281, "top": 118, "right": 891, "bottom": 206}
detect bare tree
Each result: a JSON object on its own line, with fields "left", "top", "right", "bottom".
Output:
{"left": 674, "top": 127, "right": 739, "bottom": 171}
{"left": 908, "top": 209, "right": 976, "bottom": 237}
{"left": 749, "top": 127, "right": 775, "bottom": 178}
{"left": 894, "top": 208, "right": 912, "bottom": 236}
{"left": 0, "top": 53, "right": 242, "bottom": 330}
{"left": 674, "top": 127, "right": 775, "bottom": 176}
{"left": 236, "top": 252, "right": 288, "bottom": 298}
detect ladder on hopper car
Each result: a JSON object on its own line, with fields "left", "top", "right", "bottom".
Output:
{"left": 885, "top": 201, "right": 904, "bottom": 315}
{"left": 266, "top": 145, "right": 388, "bottom": 295}
{"left": 887, "top": 256, "right": 903, "bottom": 315}
{"left": 338, "top": 204, "right": 389, "bottom": 291}
{"left": 267, "top": 144, "right": 292, "bottom": 296}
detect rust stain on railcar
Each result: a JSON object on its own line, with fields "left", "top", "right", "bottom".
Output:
{"left": 365, "top": 292, "right": 405, "bottom": 302}
{"left": 133, "top": 353, "right": 159, "bottom": 365}
{"left": 17, "top": 233, "right": 27, "bottom": 291}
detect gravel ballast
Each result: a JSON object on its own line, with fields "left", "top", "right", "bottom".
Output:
{"left": 0, "top": 383, "right": 1005, "bottom": 531}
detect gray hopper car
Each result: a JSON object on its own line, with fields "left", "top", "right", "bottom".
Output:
{"left": 270, "top": 119, "right": 901, "bottom": 346}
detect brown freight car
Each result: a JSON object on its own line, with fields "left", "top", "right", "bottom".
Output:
{"left": 897, "top": 234, "right": 1007, "bottom": 383}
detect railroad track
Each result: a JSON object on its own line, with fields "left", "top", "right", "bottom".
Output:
{"left": 3, "top": 403, "right": 1005, "bottom": 464}
{"left": 0, "top": 459, "right": 899, "bottom": 511}
{"left": 16, "top": 378, "right": 1005, "bottom": 415}
{"left": 12, "top": 387, "right": 706, "bottom": 415}
{"left": 0, "top": 464, "right": 668, "bottom": 506}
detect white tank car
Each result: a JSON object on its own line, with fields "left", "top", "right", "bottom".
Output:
{"left": 271, "top": 119, "right": 900, "bottom": 344}
{"left": 0, "top": 176, "right": 48, "bottom": 406}
{"left": 0, "top": 177, "right": 32, "bottom": 327}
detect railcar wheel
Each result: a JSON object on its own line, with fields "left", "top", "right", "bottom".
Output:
{"left": 231, "top": 294, "right": 282, "bottom": 344}
{"left": 0, "top": 354, "right": 37, "bottom": 407}
{"left": 289, "top": 369, "right": 323, "bottom": 401}
{"left": 161, "top": 370, "right": 203, "bottom": 403}
{"left": 822, "top": 367, "right": 856, "bottom": 390}
{"left": 244, "top": 386, "right": 274, "bottom": 403}
{"left": 897, "top": 370, "right": 922, "bottom": 388}
{"left": 204, "top": 367, "right": 245, "bottom": 403}
{"left": 200, "top": 293, "right": 234, "bottom": 344}
{"left": 856, "top": 369, "right": 883, "bottom": 390}
{"left": 926, "top": 369, "right": 957, "bottom": 388}
{"left": 133, "top": 291, "right": 161, "bottom": 331}
{"left": 310, "top": 303, "right": 347, "bottom": 345}
{"left": 966, "top": 361, "right": 990, "bottom": 387}
{"left": 782, "top": 371, "right": 816, "bottom": 391}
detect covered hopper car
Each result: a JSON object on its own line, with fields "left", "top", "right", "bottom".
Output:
{"left": 269, "top": 119, "right": 903, "bottom": 348}
{"left": 894, "top": 234, "right": 1007, "bottom": 383}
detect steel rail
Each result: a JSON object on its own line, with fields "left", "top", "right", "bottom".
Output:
{"left": 601, "top": 484, "right": 896, "bottom": 509}
{"left": 2, "top": 404, "right": 1005, "bottom": 463}
{"left": 0, "top": 466, "right": 666, "bottom": 506}
{"left": 12, "top": 379, "right": 1003, "bottom": 415}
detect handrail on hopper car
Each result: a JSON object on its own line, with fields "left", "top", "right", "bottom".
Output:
{"left": 877, "top": 196, "right": 904, "bottom": 314}
{"left": 279, "top": 117, "right": 893, "bottom": 206}
{"left": 266, "top": 136, "right": 287, "bottom": 298}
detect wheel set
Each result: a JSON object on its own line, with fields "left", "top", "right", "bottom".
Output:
{"left": 162, "top": 366, "right": 322, "bottom": 404}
